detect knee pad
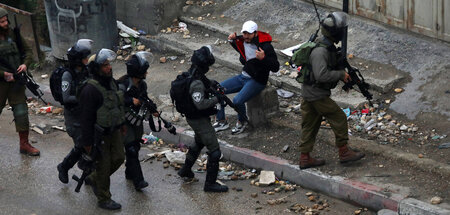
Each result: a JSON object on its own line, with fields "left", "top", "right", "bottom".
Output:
{"left": 208, "top": 149, "right": 222, "bottom": 163}
{"left": 12, "top": 103, "right": 29, "bottom": 131}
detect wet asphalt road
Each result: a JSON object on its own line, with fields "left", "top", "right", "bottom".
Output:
{"left": 0, "top": 110, "right": 369, "bottom": 215}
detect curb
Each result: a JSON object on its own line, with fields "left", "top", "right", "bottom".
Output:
{"left": 151, "top": 126, "right": 450, "bottom": 214}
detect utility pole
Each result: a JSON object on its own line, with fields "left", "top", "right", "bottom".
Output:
{"left": 342, "top": 0, "right": 349, "bottom": 57}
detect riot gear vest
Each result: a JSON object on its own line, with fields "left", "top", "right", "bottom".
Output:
{"left": 0, "top": 32, "right": 21, "bottom": 72}
{"left": 87, "top": 79, "right": 125, "bottom": 129}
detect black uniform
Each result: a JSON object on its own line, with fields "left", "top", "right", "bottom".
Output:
{"left": 57, "top": 67, "right": 89, "bottom": 183}
{"left": 118, "top": 74, "right": 149, "bottom": 190}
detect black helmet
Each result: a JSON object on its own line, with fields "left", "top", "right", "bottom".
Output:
{"left": 67, "top": 39, "right": 93, "bottom": 68}
{"left": 191, "top": 46, "right": 215, "bottom": 68}
{"left": 321, "top": 12, "right": 348, "bottom": 42}
{"left": 126, "top": 51, "right": 153, "bottom": 79}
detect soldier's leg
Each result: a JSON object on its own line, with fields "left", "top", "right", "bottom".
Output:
{"left": 178, "top": 118, "right": 206, "bottom": 179}
{"left": 298, "top": 99, "right": 325, "bottom": 169}
{"left": 0, "top": 82, "right": 9, "bottom": 115}
{"left": 108, "top": 130, "right": 125, "bottom": 176}
{"left": 299, "top": 100, "right": 322, "bottom": 153}
{"left": 313, "top": 97, "right": 348, "bottom": 147}
{"left": 9, "top": 86, "right": 39, "bottom": 156}
{"left": 123, "top": 123, "right": 138, "bottom": 180}
{"left": 193, "top": 117, "right": 228, "bottom": 192}
{"left": 93, "top": 136, "right": 113, "bottom": 204}
{"left": 58, "top": 114, "right": 84, "bottom": 183}
{"left": 314, "top": 97, "right": 365, "bottom": 163}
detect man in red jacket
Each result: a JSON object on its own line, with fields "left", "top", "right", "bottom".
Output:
{"left": 213, "top": 21, "right": 279, "bottom": 134}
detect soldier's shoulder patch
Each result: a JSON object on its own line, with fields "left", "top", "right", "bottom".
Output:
{"left": 62, "top": 81, "right": 69, "bottom": 92}
{"left": 192, "top": 92, "right": 202, "bottom": 103}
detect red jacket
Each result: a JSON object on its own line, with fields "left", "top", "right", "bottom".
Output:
{"left": 230, "top": 31, "right": 279, "bottom": 84}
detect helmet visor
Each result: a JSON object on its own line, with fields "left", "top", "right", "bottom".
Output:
{"left": 135, "top": 51, "right": 154, "bottom": 67}
{"left": 95, "top": 49, "right": 116, "bottom": 64}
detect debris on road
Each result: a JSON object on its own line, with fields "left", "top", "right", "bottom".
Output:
{"left": 431, "top": 196, "right": 442, "bottom": 205}
{"left": 165, "top": 151, "right": 186, "bottom": 164}
{"left": 259, "top": 171, "right": 276, "bottom": 186}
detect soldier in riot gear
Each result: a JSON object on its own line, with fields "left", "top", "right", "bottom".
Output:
{"left": 0, "top": 8, "right": 39, "bottom": 156}
{"left": 177, "top": 46, "right": 228, "bottom": 192}
{"left": 57, "top": 39, "right": 93, "bottom": 184}
{"left": 299, "top": 12, "right": 365, "bottom": 169}
{"left": 117, "top": 51, "right": 158, "bottom": 191}
{"left": 79, "top": 49, "right": 125, "bottom": 210}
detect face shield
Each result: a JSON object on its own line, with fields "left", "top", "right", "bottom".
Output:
{"left": 94, "top": 48, "right": 117, "bottom": 65}
{"left": 135, "top": 51, "right": 154, "bottom": 67}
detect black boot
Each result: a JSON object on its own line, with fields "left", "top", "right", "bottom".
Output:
{"left": 98, "top": 199, "right": 121, "bottom": 210}
{"left": 177, "top": 157, "right": 196, "bottom": 179}
{"left": 178, "top": 145, "right": 201, "bottom": 179}
{"left": 204, "top": 150, "right": 228, "bottom": 192}
{"left": 134, "top": 180, "right": 149, "bottom": 191}
{"left": 57, "top": 147, "right": 83, "bottom": 183}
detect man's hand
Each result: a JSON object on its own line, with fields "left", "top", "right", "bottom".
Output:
{"left": 132, "top": 98, "right": 141, "bottom": 106}
{"left": 343, "top": 72, "right": 352, "bottom": 83}
{"left": 228, "top": 32, "right": 237, "bottom": 41}
{"left": 3, "top": 72, "right": 14, "bottom": 82}
{"left": 152, "top": 112, "right": 160, "bottom": 117}
{"left": 17, "top": 64, "right": 27, "bottom": 74}
{"left": 255, "top": 47, "right": 265, "bottom": 60}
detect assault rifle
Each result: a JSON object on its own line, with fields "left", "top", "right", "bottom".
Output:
{"left": 72, "top": 124, "right": 104, "bottom": 192}
{"left": 0, "top": 58, "right": 47, "bottom": 104}
{"left": 125, "top": 86, "right": 177, "bottom": 135}
{"left": 211, "top": 82, "right": 249, "bottom": 123}
{"left": 340, "top": 59, "right": 373, "bottom": 106}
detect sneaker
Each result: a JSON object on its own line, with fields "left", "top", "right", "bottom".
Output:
{"left": 231, "top": 121, "right": 248, "bottom": 135}
{"left": 213, "top": 121, "right": 229, "bottom": 132}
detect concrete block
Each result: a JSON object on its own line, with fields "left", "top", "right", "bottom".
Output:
{"left": 377, "top": 209, "right": 398, "bottom": 215}
{"left": 247, "top": 86, "right": 279, "bottom": 127}
{"left": 399, "top": 198, "right": 450, "bottom": 215}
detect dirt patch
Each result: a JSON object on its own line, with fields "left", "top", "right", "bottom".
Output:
{"left": 216, "top": 110, "right": 450, "bottom": 207}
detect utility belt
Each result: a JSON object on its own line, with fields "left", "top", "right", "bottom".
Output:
{"left": 99, "top": 124, "right": 123, "bottom": 135}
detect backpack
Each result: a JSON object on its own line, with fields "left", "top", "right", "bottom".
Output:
{"left": 49, "top": 66, "right": 68, "bottom": 105}
{"left": 170, "top": 71, "right": 197, "bottom": 116}
{"left": 291, "top": 41, "right": 324, "bottom": 85}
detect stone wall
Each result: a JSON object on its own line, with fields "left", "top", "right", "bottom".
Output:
{"left": 116, "top": 0, "right": 185, "bottom": 35}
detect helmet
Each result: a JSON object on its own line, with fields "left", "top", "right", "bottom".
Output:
{"left": 94, "top": 48, "right": 117, "bottom": 65}
{"left": 191, "top": 45, "right": 215, "bottom": 68}
{"left": 126, "top": 51, "right": 153, "bottom": 79}
{"left": 0, "top": 8, "right": 8, "bottom": 18}
{"left": 88, "top": 48, "right": 116, "bottom": 76}
{"left": 67, "top": 39, "right": 93, "bottom": 67}
{"left": 321, "top": 12, "right": 348, "bottom": 42}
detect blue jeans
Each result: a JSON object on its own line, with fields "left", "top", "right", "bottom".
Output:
{"left": 216, "top": 74, "right": 266, "bottom": 122}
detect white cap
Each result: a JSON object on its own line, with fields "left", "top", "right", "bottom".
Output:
{"left": 241, "top": 21, "right": 258, "bottom": 33}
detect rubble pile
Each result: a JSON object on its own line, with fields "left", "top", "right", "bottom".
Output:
{"left": 116, "top": 22, "right": 151, "bottom": 61}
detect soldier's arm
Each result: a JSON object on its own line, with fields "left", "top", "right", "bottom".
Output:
{"left": 190, "top": 79, "right": 218, "bottom": 110}
{"left": 310, "top": 47, "right": 345, "bottom": 83}
{"left": 19, "top": 34, "right": 33, "bottom": 68}
{"left": 61, "top": 71, "right": 78, "bottom": 105}
{"left": 80, "top": 84, "right": 103, "bottom": 147}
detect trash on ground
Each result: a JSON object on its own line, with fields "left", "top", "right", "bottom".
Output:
{"left": 117, "top": 20, "right": 140, "bottom": 38}
{"left": 259, "top": 170, "right": 276, "bottom": 186}
{"left": 438, "top": 142, "right": 450, "bottom": 149}
{"left": 430, "top": 196, "right": 442, "bottom": 205}
{"left": 165, "top": 151, "right": 186, "bottom": 164}
{"left": 277, "top": 89, "right": 294, "bottom": 98}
